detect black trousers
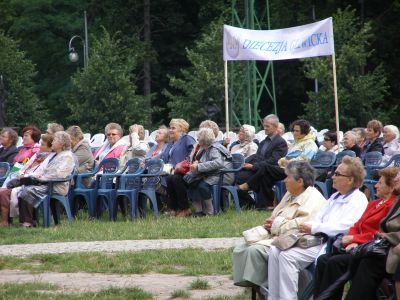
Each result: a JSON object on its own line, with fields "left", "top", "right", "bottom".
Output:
{"left": 166, "top": 174, "right": 190, "bottom": 210}
{"left": 18, "top": 197, "right": 34, "bottom": 224}
{"left": 236, "top": 164, "right": 285, "bottom": 208}
{"left": 314, "top": 253, "right": 353, "bottom": 300}
{"left": 345, "top": 255, "right": 387, "bottom": 300}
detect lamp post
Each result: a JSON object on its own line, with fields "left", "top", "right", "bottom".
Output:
{"left": 68, "top": 10, "right": 89, "bottom": 68}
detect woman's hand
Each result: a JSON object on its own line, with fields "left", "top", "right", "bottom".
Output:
{"left": 264, "top": 217, "right": 274, "bottom": 231}
{"left": 190, "top": 161, "right": 198, "bottom": 172}
{"left": 345, "top": 243, "right": 358, "bottom": 252}
{"left": 341, "top": 235, "right": 354, "bottom": 245}
{"left": 299, "top": 223, "right": 312, "bottom": 234}
{"left": 243, "top": 163, "right": 253, "bottom": 170}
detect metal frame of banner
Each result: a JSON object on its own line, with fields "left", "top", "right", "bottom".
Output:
{"left": 227, "top": 0, "right": 277, "bottom": 133}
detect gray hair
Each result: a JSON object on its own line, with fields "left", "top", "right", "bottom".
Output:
{"left": 344, "top": 130, "right": 358, "bottom": 144}
{"left": 384, "top": 125, "right": 400, "bottom": 140}
{"left": 263, "top": 114, "right": 279, "bottom": 127}
{"left": 105, "top": 122, "right": 123, "bottom": 137}
{"left": 66, "top": 125, "right": 84, "bottom": 142}
{"left": 0, "top": 127, "right": 18, "bottom": 146}
{"left": 129, "top": 124, "right": 145, "bottom": 140}
{"left": 54, "top": 131, "right": 72, "bottom": 151}
{"left": 196, "top": 128, "right": 215, "bottom": 146}
{"left": 241, "top": 124, "right": 255, "bottom": 142}
{"left": 199, "top": 120, "right": 220, "bottom": 138}
{"left": 47, "top": 123, "right": 64, "bottom": 134}
{"left": 285, "top": 160, "right": 315, "bottom": 188}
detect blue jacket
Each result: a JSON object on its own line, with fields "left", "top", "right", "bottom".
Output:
{"left": 160, "top": 134, "right": 196, "bottom": 167}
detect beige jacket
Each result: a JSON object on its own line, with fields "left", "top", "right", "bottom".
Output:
{"left": 255, "top": 186, "right": 325, "bottom": 246}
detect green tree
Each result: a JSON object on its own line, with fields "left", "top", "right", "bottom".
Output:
{"left": 164, "top": 18, "right": 229, "bottom": 127}
{"left": 65, "top": 28, "right": 150, "bottom": 133}
{"left": 302, "top": 7, "right": 390, "bottom": 130}
{"left": 0, "top": 32, "right": 47, "bottom": 128}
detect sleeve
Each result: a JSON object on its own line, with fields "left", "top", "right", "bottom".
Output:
{"left": 310, "top": 193, "right": 368, "bottom": 236}
{"left": 197, "top": 148, "right": 224, "bottom": 173}
{"left": 42, "top": 153, "right": 75, "bottom": 180}
{"left": 253, "top": 138, "right": 288, "bottom": 170}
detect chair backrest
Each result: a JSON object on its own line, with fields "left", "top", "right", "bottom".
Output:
{"left": 142, "top": 158, "right": 164, "bottom": 188}
{"left": 121, "top": 135, "right": 130, "bottom": 146}
{"left": 310, "top": 151, "right": 336, "bottom": 168}
{"left": 97, "top": 158, "right": 120, "bottom": 189}
{"left": 384, "top": 154, "right": 400, "bottom": 168}
{"left": 97, "top": 157, "right": 119, "bottom": 174}
{"left": 0, "top": 162, "right": 10, "bottom": 184}
{"left": 335, "top": 150, "right": 356, "bottom": 165}
{"left": 217, "top": 131, "right": 224, "bottom": 141}
{"left": 231, "top": 153, "right": 245, "bottom": 171}
{"left": 16, "top": 136, "right": 23, "bottom": 147}
{"left": 188, "top": 130, "right": 197, "bottom": 140}
{"left": 118, "top": 158, "right": 144, "bottom": 190}
{"left": 83, "top": 133, "right": 91, "bottom": 142}
{"left": 363, "top": 151, "right": 383, "bottom": 167}
{"left": 90, "top": 133, "right": 105, "bottom": 148}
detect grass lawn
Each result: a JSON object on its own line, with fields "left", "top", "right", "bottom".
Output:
{"left": 0, "top": 209, "right": 269, "bottom": 245}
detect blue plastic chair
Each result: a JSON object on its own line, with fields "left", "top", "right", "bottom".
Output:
{"left": 364, "top": 154, "right": 400, "bottom": 200}
{"left": 363, "top": 151, "right": 383, "bottom": 180}
{"left": 0, "top": 162, "right": 10, "bottom": 186}
{"left": 72, "top": 158, "right": 119, "bottom": 218}
{"left": 311, "top": 151, "right": 336, "bottom": 198}
{"left": 35, "top": 174, "right": 75, "bottom": 227}
{"left": 334, "top": 150, "right": 356, "bottom": 167}
{"left": 116, "top": 158, "right": 144, "bottom": 220}
{"left": 210, "top": 153, "right": 245, "bottom": 214}
{"left": 273, "top": 180, "right": 287, "bottom": 203}
{"left": 130, "top": 158, "right": 164, "bottom": 219}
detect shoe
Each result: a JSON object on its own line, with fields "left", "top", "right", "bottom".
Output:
{"left": 193, "top": 212, "right": 206, "bottom": 218}
{"left": 163, "top": 210, "right": 177, "bottom": 216}
{"left": 176, "top": 208, "right": 192, "bottom": 217}
{"left": 21, "top": 222, "right": 33, "bottom": 228}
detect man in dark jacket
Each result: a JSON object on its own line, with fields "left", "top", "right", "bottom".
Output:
{"left": 236, "top": 114, "right": 288, "bottom": 209}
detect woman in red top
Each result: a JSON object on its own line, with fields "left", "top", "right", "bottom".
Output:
{"left": 313, "top": 167, "right": 399, "bottom": 300}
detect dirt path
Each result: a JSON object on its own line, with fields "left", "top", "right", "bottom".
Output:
{"left": 0, "top": 269, "right": 244, "bottom": 299}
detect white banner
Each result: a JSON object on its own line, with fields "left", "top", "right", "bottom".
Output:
{"left": 223, "top": 17, "right": 334, "bottom": 61}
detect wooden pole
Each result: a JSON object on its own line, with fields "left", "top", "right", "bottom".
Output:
{"left": 332, "top": 54, "right": 340, "bottom": 145}
{"left": 224, "top": 60, "right": 230, "bottom": 134}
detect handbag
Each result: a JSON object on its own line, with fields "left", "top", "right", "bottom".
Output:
{"left": 242, "top": 226, "right": 270, "bottom": 244}
{"left": 350, "top": 237, "right": 390, "bottom": 259}
{"left": 19, "top": 176, "right": 42, "bottom": 186}
{"left": 182, "top": 172, "right": 203, "bottom": 186}
{"left": 175, "top": 160, "right": 190, "bottom": 175}
{"left": 273, "top": 230, "right": 328, "bottom": 250}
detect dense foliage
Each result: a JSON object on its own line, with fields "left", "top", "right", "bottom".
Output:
{"left": 0, "top": 0, "right": 399, "bottom": 131}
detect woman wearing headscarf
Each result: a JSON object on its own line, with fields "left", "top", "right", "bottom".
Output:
{"left": 229, "top": 125, "right": 258, "bottom": 158}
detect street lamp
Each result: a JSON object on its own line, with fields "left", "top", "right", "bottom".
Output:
{"left": 68, "top": 10, "right": 89, "bottom": 68}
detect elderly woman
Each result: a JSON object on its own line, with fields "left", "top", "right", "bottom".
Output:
{"left": 0, "top": 128, "right": 19, "bottom": 163}
{"left": 119, "top": 124, "right": 149, "bottom": 169}
{"left": 313, "top": 167, "right": 399, "bottom": 300}
{"left": 232, "top": 161, "right": 325, "bottom": 294}
{"left": 13, "top": 126, "right": 41, "bottom": 164}
{"left": 382, "top": 125, "right": 400, "bottom": 164}
{"left": 162, "top": 119, "right": 196, "bottom": 215}
{"left": 46, "top": 123, "right": 64, "bottom": 134}
{"left": 66, "top": 126, "right": 94, "bottom": 174}
{"left": 319, "top": 130, "right": 340, "bottom": 154}
{"left": 361, "top": 119, "right": 384, "bottom": 159}
{"left": 17, "top": 131, "right": 75, "bottom": 228}
{"left": 267, "top": 156, "right": 369, "bottom": 300}
{"left": 229, "top": 125, "right": 258, "bottom": 158}
{"left": 343, "top": 131, "right": 361, "bottom": 157}
{"left": 166, "top": 120, "right": 218, "bottom": 217}
{"left": 185, "top": 127, "right": 233, "bottom": 216}
{"left": 278, "top": 119, "right": 318, "bottom": 167}
{"left": 146, "top": 126, "right": 169, "bottom": 159}
{"left": 93, "top": 122, "right": 126, "bottom": 163}
{"left": 0, "top": 134, "right": 54, "bottom": 226}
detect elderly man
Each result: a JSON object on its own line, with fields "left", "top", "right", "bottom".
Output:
{"left": 236, "top": 114, "right": 288, "bottom": 209}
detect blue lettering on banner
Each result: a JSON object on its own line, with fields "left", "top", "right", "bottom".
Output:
{"left": 242, "top": 32, "right": 329, "bottom": 55}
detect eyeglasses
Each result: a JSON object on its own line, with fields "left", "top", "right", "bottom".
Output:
{"left": 333, "top": 171, "right": 351, "bottom": 178}
{"left": 107, "top": 133, "right": 118, "bottom": 136}
{"left": 324, "top": 138, "right": 331, "bottom": 141}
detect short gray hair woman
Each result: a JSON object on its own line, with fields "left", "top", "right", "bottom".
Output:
{"left": 232, "top": 160, "right": 325, "bottom": 291}
{"left": 66, "top": 125, "right": 94, "bottom": 175}
{"left": 185, "top": 128, "right": 234, "bottom": 217}
{"left": 17, "top": 131, "right": 75, "bottom": 227}
{"left": 230, "top": 124, "right": 258, "bottom": 158}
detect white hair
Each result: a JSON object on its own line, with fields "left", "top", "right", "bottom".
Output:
{"left": 384, "top": 125, "right": 400, "bottom": 140}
